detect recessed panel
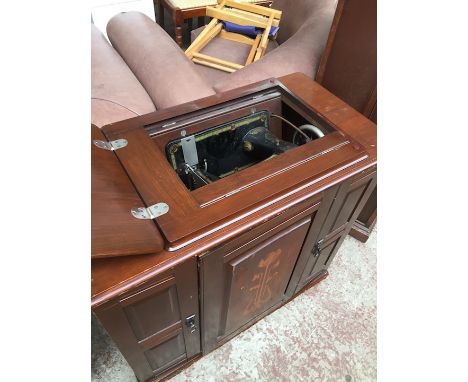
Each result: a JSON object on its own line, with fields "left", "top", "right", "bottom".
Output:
{"left": 124, "top": 285, "right": 181, "bottom": 341}
{"left": 144, "top": 333, "right": 186, "bottom": 372}
{"left": 331, "top": 182, "right": 369, "bottom": 232}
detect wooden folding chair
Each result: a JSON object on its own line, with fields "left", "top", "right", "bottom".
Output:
{"left": 185, "top": 0, "right": 282, "bottom": 73}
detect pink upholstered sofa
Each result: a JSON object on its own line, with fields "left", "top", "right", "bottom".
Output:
{"left": 91, "top": 0, "right": 337, "bottom": 127}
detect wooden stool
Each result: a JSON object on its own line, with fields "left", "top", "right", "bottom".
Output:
{"left": 185, "top": 0, "right": 281, "bottom": 72}
{"left": 156, "top": 0, "right": 272, "bottom": 47}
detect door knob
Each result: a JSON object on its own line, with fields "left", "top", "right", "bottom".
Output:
{"left": 312, "top": 239, "right": 324, "bottom": 257}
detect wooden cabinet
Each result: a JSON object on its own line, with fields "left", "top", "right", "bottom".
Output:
{"left": 200, "top": 167, "right": 376, "bottom": 354}
{"left": 91, "top": 74, "right": 377, "bottom": 381}
{"left": 201, "top": 213, "right": 313, "bottom": 353}
{"left": 316, "top": 0, "right": 377, "bottom": 242}
{"left": 288, "top": 169, "right": 377, "bottom": 295}
{"left": 94, "top": 258, "right": 200, "bottom": 382}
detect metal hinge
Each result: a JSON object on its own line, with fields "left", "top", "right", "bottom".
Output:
{"left": 312, "top": 239, "right": 324, "bottom": 257}
{"left": 93, "top": 139, "right": 128, "bottom": 151}
{"left": 131, "top": 203, "right": 169, "bottom": 220}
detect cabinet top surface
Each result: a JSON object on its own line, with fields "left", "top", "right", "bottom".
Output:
{"left": 91, "top": 73, "right": 376, "bottom": 306}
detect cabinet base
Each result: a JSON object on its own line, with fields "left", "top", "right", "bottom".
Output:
{"left": 293, "top": 269, "right": 329, "bottom": 297}
{"left": 349, "top": 218, "right": 376, "bottom": 243}
{"left": 203, "top": 269, "right": 330, "bottom": 356}
{"left": 152, "top": 353, "right": 202, "bottom": 382}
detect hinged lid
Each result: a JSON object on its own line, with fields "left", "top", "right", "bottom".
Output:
{"left": 91, "top": 125, "right": 165, "bottom": 259}
{"left": 101, "top": 79, "right": 370, "bottom": 250}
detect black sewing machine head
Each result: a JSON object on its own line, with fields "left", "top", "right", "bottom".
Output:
{"left": 165, "top": 110, "right": 325, "bottom": 191}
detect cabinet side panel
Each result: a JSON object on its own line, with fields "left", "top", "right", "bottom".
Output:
{"left": 122, "top": 283, "right": 180, "bottom": 341}
{"left": 144, "top": 333, "right": 186, "bottom": 372}
{"left": 94, "top": 258, "right": 201, "bottom": 381}
{"left": 94, "top": 305, "right": 154, "bottom": 381}
{"left": 330, "top": 181, "right": 372, "bottom": 232}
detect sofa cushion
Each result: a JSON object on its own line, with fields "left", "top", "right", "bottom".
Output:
{"left": 107, "top": 12, "right": 216, "bottom": 110}
{"left": 190, "top": 26, "right": 279, "bottom": 87}
{"left": 91, "top": 24, "right": 156, "bottom": 127}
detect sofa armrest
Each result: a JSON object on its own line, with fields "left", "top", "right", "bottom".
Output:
{"left": 107, "top": 12, "right": 216, "bottom": 110}
{"left": 91, "top": 24, "right": 156, "bottom": 127}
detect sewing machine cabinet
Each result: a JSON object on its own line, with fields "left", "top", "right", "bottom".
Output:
{"left": 92, "top": 73, "right": 377, "bottom": 382}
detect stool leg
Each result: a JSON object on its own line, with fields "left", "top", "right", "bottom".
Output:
{"left": 175, "top": 24, "right": 183, "bottom": 47}
{"left": 174, "top": 10, "right": 183, "bottom": 47}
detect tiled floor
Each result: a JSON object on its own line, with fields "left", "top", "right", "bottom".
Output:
{"left": 92, "top": 227, "right": 377, "bottom": 382}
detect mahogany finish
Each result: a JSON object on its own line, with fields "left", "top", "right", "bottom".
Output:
{"left": 289, "top": 168, "right": 376, "bottom": 294}
{"left": 102, "top": 80, "right": 368, "bottom": 249}
{"left": 316, "top": 0, "right": 377, "bottom": 241}
{"left": 92, "top": 73, "right": 377, "bottom": 381}
{"left": 201, "top": 208, "right": 315, "bottom": 353}
{"left": 94, "top": 258, "right": 199, "bottom": 382}
{"left": 91, "top": 125, "right": 164, "bottom": 258}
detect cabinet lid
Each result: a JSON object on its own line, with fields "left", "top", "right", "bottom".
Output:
{"left": 101, "top": 80, "right": 370, "bottom": 250}
{"left": 91, "top": 125, "right": 165, "bottom": 259}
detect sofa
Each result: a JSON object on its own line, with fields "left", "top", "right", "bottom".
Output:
{"left": 91, "top": 0, "right": 337, "bottom": 127}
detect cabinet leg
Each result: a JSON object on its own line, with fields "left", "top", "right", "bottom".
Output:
{"left": 349, "top": 187, "right": 377, "bottom": 242}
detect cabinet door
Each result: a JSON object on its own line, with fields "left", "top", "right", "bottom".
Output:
{"left": 288, "top": 169, "right": 377, "bottom": 294}
{"left": 201, "top": 216, "right": 312, "bottom": 353}
{"left": 94, "top": 258, "right": 200, "bottom": 382}
{"left": 298, "top": 229, "right": 347, "bottom": 287}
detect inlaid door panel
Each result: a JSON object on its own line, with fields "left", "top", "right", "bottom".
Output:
{"left": 223, "top": 219, "right": 311, "bottom": 335}
{"left": 94, "top": 258, "right": 200, "bottom": 382}
{"left": 201, "top": 216, "right": 312, "bottom": 353}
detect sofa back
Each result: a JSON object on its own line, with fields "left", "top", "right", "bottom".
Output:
{"left": 107, "top": 12, "right": 216, "bottom": 110}
{"left": 273, "top": 0, "right": 338, "bottom": 44}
